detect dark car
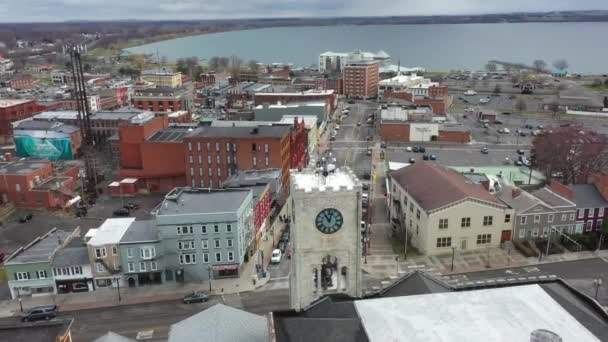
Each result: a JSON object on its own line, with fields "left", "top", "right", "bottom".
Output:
{"left": 362, "top": 183, "right": 370, "bottom": 191}
{"left": 362, "top": 172, "right": 371, "bottom": 180}
{"left": 409, "top": 158, "right": 416, "bottom": 164}
{"left": 380, "top": 142, "right": 387, "bottom": 149}
{"left": 124, "top": 203, "right": 139, "bottom": 210}
{"left": 481, "top": 147, "right": 489, "bottom": 154}
{"left": 423, "top": 154, "right": 429, "bottom": 160}
{"left": 429, "top": 155, "right": 437, "bottom": 160}
{"left": 517, "top": 149, "right": 526, "bottom": 155}
{"left": 278, "top": 241, "right": 286, "bottom": 253}
{"left": 412, "top": 146, "right": 420, "bottom": 153}
{"left": 183, "top": 291, "right": 209, "bottom": 304}
{"left": 525, "top": 124, "right": 534, "bottom": 129}
{"left": 419, "top": 147, "right": 426, "bottom": 153}
{"left": 18, "top": 213, "right": 33, "bottom": 223}
{"left": 22, "top": 305, "right": 57, "bottom": 322}
{"left": 113, "top": 208, "right": 130, "bottom": 217}
{"left": 515, "top": 160, "right": 523, "bottom": 166}
{"left": 502, "top": 112, "right": 511, "bottom": 115}
{"left": 493, "top": 120, "right": 503, "bottom": 124}
{"left": 519, "top": 132, "right": 527, "bottom": 137}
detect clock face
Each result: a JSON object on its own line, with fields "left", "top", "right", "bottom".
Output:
{"left": 315, "top": 208, "right": 344, "bottom": 234}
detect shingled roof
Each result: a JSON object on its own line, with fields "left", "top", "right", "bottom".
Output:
{"left": 389, "top": 162, "right": 504, "bottom": 212}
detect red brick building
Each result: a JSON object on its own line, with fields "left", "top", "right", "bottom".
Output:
{"left": 131, "top": 87, "right": 192, "bottom": 114}
{"left": 254, "top": 89, "right": 337, "bottom": 113}
{"left": 429, "top": 85, "right": 449, "bottom": 98}
{"left": 2, "top": 75, "right": 33, "bottom": 90}
{"left": 314, "top": 77, "right": 343, "bottom": 94}
{"left": 0, "top": 99, "right": 48, "bottom": 144}
{"left": 384, "top": 91, "right": 451, "bottom": 115}
{"left": 343, "top": 60, "right": 380, "bottom": 99}
{"left": 0, "top": 158, "right": 79, "bottom": 208}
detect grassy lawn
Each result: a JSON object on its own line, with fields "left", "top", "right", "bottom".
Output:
{"left": 88, "top": 47, "right": 118, "bottom": 57}
{"left": 583, "top": 84, "right": 608, "bottom": 92}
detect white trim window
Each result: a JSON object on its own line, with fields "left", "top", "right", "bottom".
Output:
{"left": 226, "top": 224, "right": 232, "bottom": 233}
{"left": 112, "top": 246, "right": 118, "bottom": 255}
{"left": 599, "top": 208, "right": 605, "bottom": 218}
{"left": 96, "top": 262, "right": 105, "bottom": 273}
{"left": 127, "top": 248, "right": 134, "bottom": 258}
{"left": 228, "top": 251, "right": 234, "bottom": 262}
{"left": 177, "top": 226, "right": 193, "bottom": 235}
{"left": 215, "top": 252, "right": 222, "bottom": 262}
{"left": 519, "top": 228, "right": 526, "bottom": 239}
{"left": 151, "top": 261, "right": 158, "bottom": 271}
{"left": 227, "top": 239, "right": 233, "bottom": 248}
{"left": 438, "top": 219, "right": 448, "bottom": 229}
{"left": 36, "top": 270, "right": 47, "bottom": 279}
{"left": 214, "top": 225, "right": 220, "bottom": 233}
{"left": 127, "top": 262, "right": 135, "bottom": 272}
{"left": 548, "top": 214, "right": 554, "bottom": 223}
{"left": 561, "top": 214, "right": 567, "bottom": 221}
{"left": 214, "top": 239, "right": 221, "bottom": 248}
{"left": 201, "top": 225, "right": 207, "bottom": 234}
{"left": 139, "top": 262, "right": 146, "bottom": 272}
{"left": 585, "top": 221, "right": 593, "bottom": 231}
{"left": 140, "top": 247, "right": 156, "bottom": 259}
{"left": 16, "top": 272, "right": 29, "bottom": 281}
{"left": 532, "top": 228, "right": 539, "bottom": 237}
{"left": 202, "top": 239, "right": 209, "bottom": 249}
{"left": 520, "top": 216, "right": 527, "bottom": 225}
{"left": 476, "top": 234, "right": 492, "bottom": 245}
{"left": 179, "top": 253, "right": 197, "bottom": 265}
{"left": 436, "top": 237, "right": 452, "bottom": 248}
{"left": 202, "top": 253, "right": 210, "bottom": 263}
{"left": 570, "top": 213, "right": 575, "bottom": 221}
{"left": 534, "top": 215, "right": 540, "bottom": 224}
{"left": 94, "top": 248, "right": 107, "bottom": 258}
{"left": 483, "top": 216, "right": 493, "bottom": 226}
{"left": 178, "top": 240, "right": 195, "bottom": 250}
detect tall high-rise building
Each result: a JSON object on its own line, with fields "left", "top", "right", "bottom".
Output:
{"left": 343, "top": 60, "right": 380, "bottom": 99}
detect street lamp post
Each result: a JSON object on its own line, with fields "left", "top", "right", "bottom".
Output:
{"left": 207, "top": 265, "right": 213, "bottom": 292}
{"left": 593, "top": 278, "right": 603, "bottom": 301}
{"left": 114, "top": 276, "right": 121, "bottom": 302}
{"left": 450, "top": 246, "right": 456, "bottom": 272}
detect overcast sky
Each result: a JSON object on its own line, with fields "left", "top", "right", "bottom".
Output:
{"left": 2, "top": 0, "right": 608, "bottom": 22}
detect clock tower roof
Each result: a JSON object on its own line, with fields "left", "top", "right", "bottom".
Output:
{"left": 292, "top": 167, "right": 360, "bottom": 193}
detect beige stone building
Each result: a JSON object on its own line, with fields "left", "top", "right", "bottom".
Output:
{"left": 85, "top": 218, "right": 135, "bottom": 288}
{"left": 388, "top": 162, "right": 514, "bottom": 256}
{"left": 141, "top": 68, "right": 182, "bottom": 88}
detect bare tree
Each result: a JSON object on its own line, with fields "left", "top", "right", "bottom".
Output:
{"left": 493, "top": 84, "right": 502, "bottom": 94}
{"left": 485, "top": 63, "right": 497, "bottom": 73}
{"left": 131, "top": 54, "right": 145, "bottom": 71}
{"left": 553, "top": 59, "right": 569, "bottom": 71}
{"left": 532, "top": 59, "right": 547, "bottom": 72}
{"left": 547, "top": 98, "right": 561, "bottom": 119}
{"left": 247, "top": 60, "right": 259, "bottom": 71}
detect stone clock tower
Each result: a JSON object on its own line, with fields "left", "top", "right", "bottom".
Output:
{"left": 289, "top": 167, "right": 363, "bottom": 311}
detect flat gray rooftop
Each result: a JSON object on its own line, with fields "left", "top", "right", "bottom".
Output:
{"left": 157, "top": 188, "right": 251, "bottom": 216}
{"left": 6, "top": 229, "right": 73, "bottom": 264}
{"left": 120, "top": 220, "right": 158, "bottom": 243}
{"left": 0, "top": 160, "right": 49, "bottom": 175}
{"left": 187, "top": 125, "right": 290, "bottom": 139}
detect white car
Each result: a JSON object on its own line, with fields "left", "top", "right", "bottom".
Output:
{"left": 464, "top": 90, "right": 477, "bottom": 96}
{"left": 465, "top": 108, "right": 475, "bottom": 113}
{"left": 406, "top": 146, "right": 413, "bottom": 152}
{"left": 271, "top": 249, "right": 282, "bottom": 264}
{"left": 335, "top": 125, "right": 341, "bottom": 130}
{"left": 479, "top": 98, "right": 490, "bottom": 104}
{"left": 502, "top": 128, "right": 511, "bottom": 134}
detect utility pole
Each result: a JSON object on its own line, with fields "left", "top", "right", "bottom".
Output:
{"left": 450, "top": 246, "right": 456, "bottom": 272}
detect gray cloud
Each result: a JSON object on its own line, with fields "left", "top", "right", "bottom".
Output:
{"left": 1, "top": 0, "right": 607, "bottom": 22}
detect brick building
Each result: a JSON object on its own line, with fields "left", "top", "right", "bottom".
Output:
{"left": 254, "top": 89, "right": 337, "bottom": 112}
{"left": 0, "top": 158, "right": 79, "bottom": 208}
{"left": 200, "top": 72, "right": 231, "bottom": 87}
{"left": 95, "top": 86, "right": 130, "bottom": 111}
{"left": 131, "top": 87, "right": 192, "bottom": 114}
{"left": 314, "top": 77, "right": 343, "bottom": 94}
{"left": 141, "top": 68, "right": 182, "bottom": 88}
{"left": 343, "top": 60, "right": 379, "bottom": 99}
{"left": 383, "top": 91, "right": 451, "bottom": 115}
{"left": 13, "top": 120, "right": 82, "bottom": 160}
{"left": 0, "top": 99, "right": 48, "bottom": 144}
{"left": 1, "top": 75, "right": 33, "bottom": 90}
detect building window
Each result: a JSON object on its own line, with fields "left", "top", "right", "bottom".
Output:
{"left": 215, "top": 252, "right": 222, "bottom": 262}
{"left": 265, "top": 157, "right": 269, "bottom": 166}
{"left": 217, "top": 168, "right": 221, "bottom": 177}
{"left": 95, "top": 248, "right": 106, "bottom": 258}
{"left": 252, "top": 143, "right": 257, "bottom": 151}
{"left": 227, "top": 239, "right": 233, "bottom": 247}
{"left": 139, "top": 262, "right": 146, "bottom": 272}
{"left": 532, "top": 228, "right": 539, "bottom": 237}
{"left": 95, "top": 262, "right": 105, "bottom": 273}
{"left": 140, "top": 247, "right": 156, "bottom": 259}
{"left": 521, "top": 216, "right": 527, "bottom": 225}
{"left": 228, "top": 252, "right": 234, "bottom": 261}
{"left": 436, "top": 237, "right": 452, "bottom": 248}
{"left": 216, "top": 155, "right": 220, "bottom": 164}
{"left": 534, "top": 215, "right": 540, "bottom": 223}
{"left": 226, "top": 224, "right": 232, "bottom": 233}
{"left": 519, "top": 228, "right": 526, "bottom": 239}
{"left": 264, "top": 144, "right": 269, "bottom": 153}
{"left": 177, "top": 226, "right": 193, "bottom": 235}
{"left": 199, "top": 167, "right": 203, "bottom": 177}
{"left": 178, "top": 240, "right": 195, "bottom": 250}
{"left": 188, "top": 142, "right": 192, "bottom": 151}
{"left": 216, "top": 142, "right": 220, "bottom": 152}
{"left": 208, "top": 168, "right": 213, "bottom": 176}
{"left": 214, "top": 239, "right": 221, "bottom": 248}
{"left": 599, "top": 208, "right": 605, "bottom": 218}
{"left": 179, "top": 253, "right": 196, "bottom": 265}
{"left": 461, "top": 217, "right": 471, "bottom": 228}
{"left": 483, "top": 216, "right": 493, "bottom": 226}
{"left": 202, "top": 253, "right": 209, "bottom": 263}
{"left": 253, "top": 156, "right": 257, "bottom": 166}
{"left": 202, "top": 240, "right": 209, "bottom": 249}
{"left": 476, "top": 234, "right": 492, "bottom": 245}
{"left": 189, "top": 155, "right": 193, "bottom": 163}
{"left": 202, "top": 225, "right": 207, "bottom": 234}
{"left": 206, "top": 142, "right": 211, "bottom": 151}
{"left": 416, "top": 209, "right": 420, "bottom": 219}
{"left": 207, "top": 155, "right": 212, "bottom": 164}
{"left": 214, "top": 224, "right": 219, "bottom": 233}
{"left": 585, "top": 221, "right": 593, "bottom": 231}
{"left": 505, "top": 214, "right": 511, "bottom": 223}
{"left": 200, "top": 180, "right": 205, "bottom": 187}
{"left": 226, "top": 143, "right": 230, "bottom": 152}
{"left": 233, "top": 143, "right": 237, "bottom": 152}
{"left": 569, "top": 213, "right": 575, "bottom": 221}
{"left": 128, "top": 262, "right": 135, "bottom": 272}
{"left": 127, "top": 248, "right": 133, "bottom": 258}
{"left": 36, "top": 270, "right": 47, "bottom": 279}
{"left": 227, "top": 156, "right": 231, "bottom": 164}
{"left": 197, "top": 142, "right": 201, "bottom": 151}
{"left": 438, "top": 219, "right": 448, "bottom": 229}
{"left": 112, "top": 246, "right": 118, "bottom": 255}
{"left": 16, "top": 272, "right": 29, "bottom": 280}
{"left": 151, "top": 261, "right": 158, "bottom": 271}
{"left": 548, "top": 214, "right": 554, "bottom": 223}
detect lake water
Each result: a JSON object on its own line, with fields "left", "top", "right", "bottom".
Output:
{"left": 127, "top": 23, "right": 608, "bottom": 74}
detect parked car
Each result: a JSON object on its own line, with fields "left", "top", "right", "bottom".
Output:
{"left": 380, "top": 142, "right": 387, "bottom": 148}
{"left": 362, "top": 183, "right": 369, "bottom": 191}
{"left": 18, "top": 213, "right": 33, "bottom": 223}
{"left": 423, "top": 154, "right": 429, "bottom": 160}
{"left": 483, "top": 123, "right": 489, "bottom": 129}
{"left": 465, "top": 108, "right": 475, "bottom": 113}
{"left": 517, "top": 149, "right": 526, "bottom": 155}
{"left": 271, "top": 249, "right": 282, "bottom": 263}
{"left": 406, "top": 146, "right": 413, "bottom": 152}
{"left": 419, "top": 147, "right": 426, "bottom": 153}
{"left": 515, "top": 160, "right": 523, "bottom": 166}
{"left": 183, "top": 291, "right": 209, "bottom": 304}
{"left": 21, "top": 305, "right": 57, "bottom": 322}
{"left": 335, "top": 125, "right": 341, "bottom": 130}
{"left": 519, "top": 132, "right": 527, "bottom": 137}
{"left": 123, "top": 203, "right": 139, "bottom": 210}
{"left": 493, "top": 120, "right": 503, "bottom": 124}
{"left": 357, "top": 121, "right": 361, "bottom": 126}
{"left": 362, "top": 172, "right": 371, "bottom": 180}
{"left": 502, "top": 111, "right": 511, "bottom": 115}
{"left": 360, "top": 221, "right": 367, "bottom": 234}
{"left": 113, "top": 208, "right": 130, "bottom": 217}
{"left": 366, "top": 148, "right": 372, "bottom": 156}
{"left": 481, "top": 147, "right": 489, "bottom": 154}
{"left": 278, "top": 241, "right": 286, "bottom": 253}
{"left": 429, "top": 155, "right": 437, "bottom": 160}
{"left": 409, "top": 158, "right": 416, "bottom": 164}
{"left": 525, "top": 124, "right": 534, "bottom": 129}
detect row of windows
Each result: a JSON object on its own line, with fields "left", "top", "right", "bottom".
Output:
{"left": 15, "top": 270, "right": 48, "bottom": 281}
{"left": 189, "top": 167, "right": 226, "bottom": 178}
{"left": 437, "top": 216, "right": 502, "bottom": 229}
{"left": 189, "top": 154, "right": 236, "bottom": 165}
{"left": 126, "top": 247, "right": 156, "bottom": 259}
{"left": 177, "top": 224, "right": 233, "bottom": 235}
{"left": 520, "top": 213, "right": 575, "bottom": 225}
{"left": 436, "top": 234, "right": 493, "bottom": 248}
{"left": 94, "top": 246, "right": 118, "bottom": 258}
{"left": 178, "top": 239, "right": 233, "bottom": 250}
{"left": 53, "top": 266, "right": 83, "bottom": 277}
{"left": 187, "top": 142, "right": 247, "bottom": 153}
{"left": 127, "top": 261, "right": 158, "bottom": 273}
{"left": 179, "top": 251, "right": 235, "bottom": 264}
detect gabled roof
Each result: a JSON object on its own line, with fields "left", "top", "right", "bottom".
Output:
{"left": 168, "top": 304, "right": 268, "bottom": 342}
{"left": 531, "top": 187, "right": 576, "bottom": 209}
{"left": 377, "top": 271, "right": 451, "bottom": 297}
{"left": 496, "top": 186, "right": 543, "bottom": 213}
{"left": 571, "top": 184, "right": 608, "bottom": 208}
{"left": 93, "top": 331, "right": 135, "bottom": 342}
{"left": 389, "top": 161, "right": 504, "bottom": 212}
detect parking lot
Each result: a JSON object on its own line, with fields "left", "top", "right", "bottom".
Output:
{"left": 386, "top": 145, "right": 530, "bottom": 168}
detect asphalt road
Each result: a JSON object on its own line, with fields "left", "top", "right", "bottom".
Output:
{"left": 446, "top": 257, "right": 608, "bottom": 305}
{"left": 59, "top": 288, "right": 290, "bottom": 341}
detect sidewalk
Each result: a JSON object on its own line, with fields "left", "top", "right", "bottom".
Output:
{"left": 362, "top": 245, "right": 608, "bottom": 279}
{"left": 0, "top": 207, "right": 291, "bottom": 318}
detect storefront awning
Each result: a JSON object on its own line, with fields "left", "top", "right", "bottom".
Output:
{"left": 213, "top": 264, "right": 239, "bottom": 271}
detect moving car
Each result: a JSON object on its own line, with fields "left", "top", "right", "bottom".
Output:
{"left": 464, "top": 90, "right": 477, "bottom": 96}
{"left": 362, "top": 172, "right": 371, "bottom": 180}
{"left": 21, "top": 305, "right": 57, "bottom": 322}
{"left": 429, "top": 155, "right": 437, "bottom": 160}
{"left": 113, "top": 208, "right": 130, "bottom": 217}
{"left": 409, "top": 158, "right": 416, "bottom": 164}
{"left": 366, "top": 148, "right": 372, "bottom": 156}
{"left": 406, "top": 146, "right": 413, "bottom": 152}
{"left": 465, "top": 108, "right": 475, "bottom": 113}
{"left": 183, "top": 291, "right": 209, "bottom": 304}
{"left": 271, "top": 249, "right": 282, "bottom": 264}
{"left": 481, "top": 147, "right": 489, "bottom": 154}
